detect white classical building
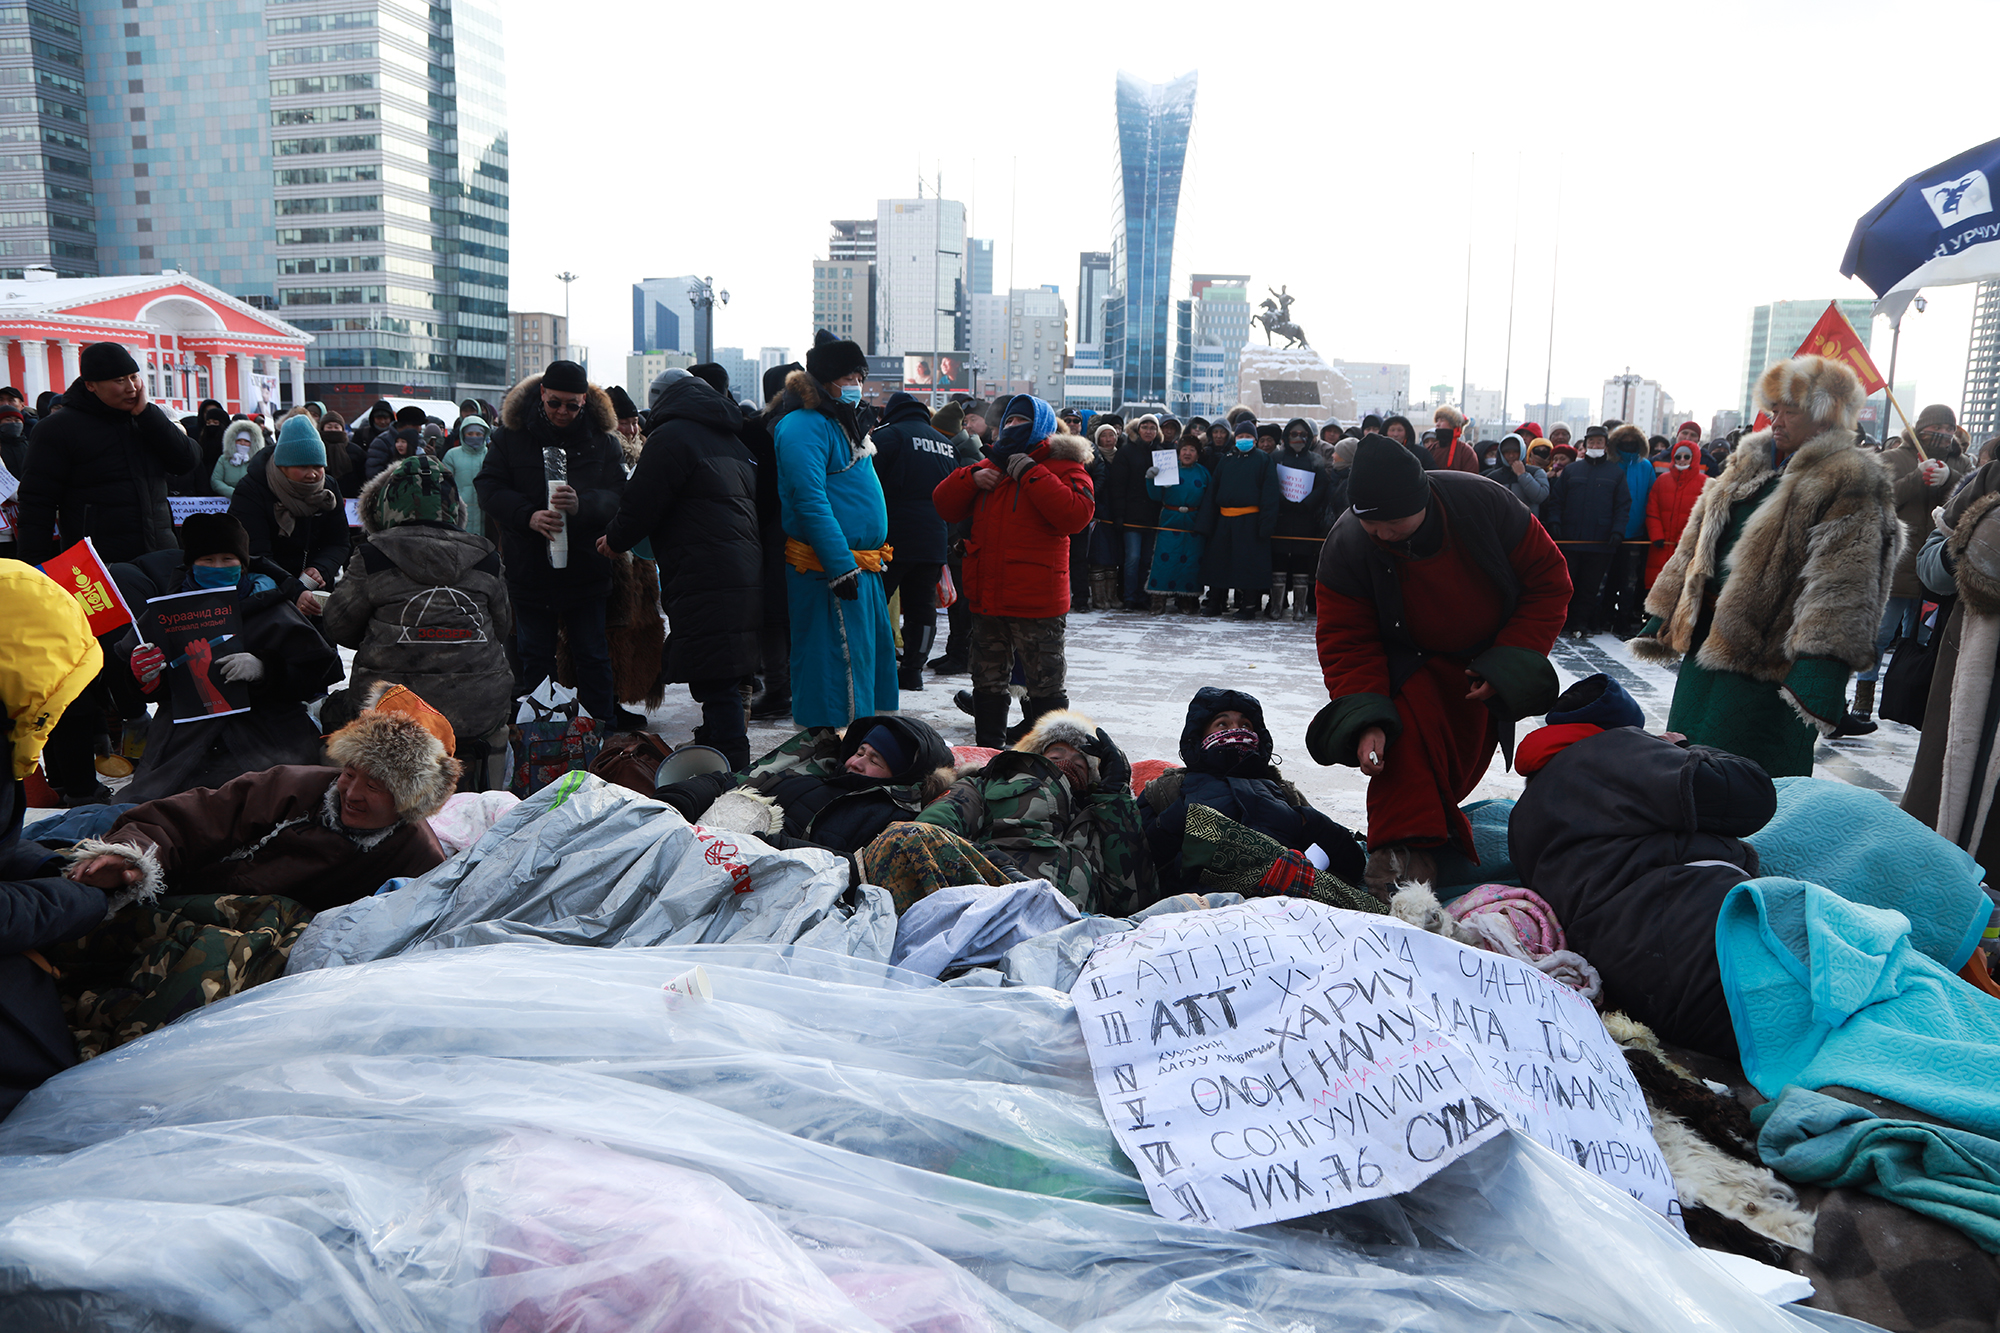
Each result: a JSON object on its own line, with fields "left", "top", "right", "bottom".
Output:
{"left": 0, "top": 268, "right": 310, "bottom": 416}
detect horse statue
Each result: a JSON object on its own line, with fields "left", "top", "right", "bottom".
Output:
{"left": 1256, "top": 286, "right": 1308, "bottom": 349}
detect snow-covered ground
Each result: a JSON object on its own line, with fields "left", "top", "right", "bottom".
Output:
{"left": 645, "top": 605, "right": 1921, "bottom": 831}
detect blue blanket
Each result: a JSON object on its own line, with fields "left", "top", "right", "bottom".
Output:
{"left": 1718, "top": 877, "right": 2000, "bottom": 1137}
{"left": 1749, "top": 777, "right": 1988, "bottom": 971}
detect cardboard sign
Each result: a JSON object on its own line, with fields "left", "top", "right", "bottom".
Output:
{"left": 141, "top": 589, "right": 250, "bottom": 723}
{"left": 1151, "top": 449, "right": 1179, "bottom": 488}
{"left": 1277, "top": 464, "right": 1315, "bottom": 504}
{"left": 41, "top": 538, "right": 134, "bottom": 636}
{"left": 1072, "top": 898, "right": 1676, "bottom": 1231}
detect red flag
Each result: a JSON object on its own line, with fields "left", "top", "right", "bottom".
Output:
{"left": 1793, "top": 302, "right": 1887, "bottom": 395}
{"left": 40, "top": 537, "right": 133, "bottom": 637}
{"left": 1752, "top": 412, "right": 1772, "bottom": 432}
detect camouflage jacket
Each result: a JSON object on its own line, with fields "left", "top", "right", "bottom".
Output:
{"left": 914, "top": 751, "right": 1153, "bottom": 915}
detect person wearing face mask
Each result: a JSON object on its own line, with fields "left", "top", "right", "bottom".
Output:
{"left": 1644, "top": 439, "right": 1707, "bottom": 589}
{"left": 0, "top": 404, "right": 26, "bottom": 561}
{"left": 1540, "top": 424, "right": 1630, "bottom": 636}
{"left": 1140, "top": 687, "right": 1368, "bottom": 899}
{"left": 1430, "top": 405, "right": 1480, "bottom": 472}
{"left": 932, "top": 393, "right": 1094, "bottom": 748}
{"left": 1482, "top": 433, "right": 1550, "bottom": 517}
{"left": 173, "top": 399, "right": 231, "bottom": 498}
{"left": 226, "top": 414, "right": 349, "bottom": 618}
{"left": 108, "top": 512, "right": 341, "bottom": 803}
{"left": 1630, "top": 356, "right": 1898, "bottom": 778}
{"left": 440, "top": 414, "right": 492, "bottom": 539}
{"left": 208, "top": 418, "right": 264, "bottom": 499}
{"left": 1196, "top": 419, "right": 1282, "bottom": 618}
{"left": 1270, "top": 418, "right": 1334, "bottom": 620}
{"left": 766, "top": 330, "right": 898, "bottom": 731}
{"left": 1309, "top": 435, "right": 1568, "bottom": 896}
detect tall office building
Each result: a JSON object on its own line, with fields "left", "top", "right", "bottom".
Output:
{"left": 0, "top": 3, "right": 94, "bottom": 278}
{"left": 1965, "top": 280, "right": 2000, "bottom": 440}
{"left": 1077, "top": 250, "right": 1109, "bottom": 348}
{"left": 1740, "top": 299, "right": 1873, "bottom": 417}
{"left": 874, "top": 196, "right": 964, "bottom": 358}
{"left": 508, "top": 310, "right": 563, "bottom": 386}
{"left": 968, "top": 237, "right": 992, "bottom": 296}
{"left": 1332, "top": 362, "right": 1414, "bottom": 421}
{"left": 1104, "top": 70, "right": 1196, "bottom": 408}
{"left": 828, "top": 218, "right": 874, "bottom": 263}
{"left": 1190, "top": 273, "right": 1248, "bottom": 400}
{"left": 85, "top": 0, "right": 510, "bottom": 412}
{"left": 1601, "top": 374, "right": 1675, "bottom": 436}
{"left": 632, "top": 275, "right": 703, "bottom": 354}
{"left": 812, "top": 259, "right": 869, "bottom": 350}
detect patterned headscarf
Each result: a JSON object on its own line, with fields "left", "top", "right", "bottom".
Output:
{"left": 365, "top": 454, "right": 463, "bottom": 531}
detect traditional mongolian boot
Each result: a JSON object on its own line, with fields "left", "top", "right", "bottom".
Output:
{"left": 1265, "top": 572, "right": 1288, "bottom": 619}
{"left": 1289, "top": 573, "right": 1311, "bottom": 622}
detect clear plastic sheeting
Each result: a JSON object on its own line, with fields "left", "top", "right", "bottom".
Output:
{"left": 287, "top": 774, "right": 893, "bottom": 973}
{"left": 0, "top": 944, "right": 1874, "bottom": 1332}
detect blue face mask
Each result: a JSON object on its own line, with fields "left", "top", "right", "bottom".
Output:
{"left": 191, "top": 563, "right": 240, "bottom": 589}
{"left": 1234, "top": 437, "right": 1255, "bottom": 452}
{"left": 838, "top": 384, "right": 863, "bottom": 405}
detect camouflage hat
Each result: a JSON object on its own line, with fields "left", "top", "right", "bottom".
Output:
{"left": 361, "top": 453, "right": 463, "bottom": 532}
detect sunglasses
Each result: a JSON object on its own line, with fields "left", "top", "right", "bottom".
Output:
{"left": 544, "top": 397, "right": 584, "bottom": 413}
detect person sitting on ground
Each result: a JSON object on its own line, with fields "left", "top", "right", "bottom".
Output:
{"left": 227, "top": 413, "right": 349, "bottom": 604}
{"left": 1507, "top": 673, "right": 1777, "bottom": 1059}
{"left": 654, "top": 714, "right": 954, "bottom": 874}
{"left": 863, "top": 709, "right": 1151, "bottom": 915}
{"left": 111, "top": 513, "right": 342, "bottom": 804}
{"left": 365, "top": 405, "right": 431, "bottom": 480}
{"left": 1140, "top": 687, "right": 1369, "bottom": 905}
{"left": 322, "top": 456, "right": 514, "bottom": 788}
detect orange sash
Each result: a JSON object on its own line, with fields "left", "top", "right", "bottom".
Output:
{"left": 785, "top": 537, "right": 893, "bottom": 575}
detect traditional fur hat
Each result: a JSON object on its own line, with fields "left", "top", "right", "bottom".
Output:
{"left": 1754, "top": 355, "right": 1864, "bottom": 431}
{"left": 1012, "top": 708, "right": 1102, "bottom": 777}
{"left": 325, "top": 703, "right": 461, "bottom": 821}
{"left": 1608, "top": 423, "right": 1648, "bottom": 454}
{"left": 806, "top": 328, "right": 868, "bottom": 385}
{"left": 1433, "top": 404, "right": 1467, "bottom": 431}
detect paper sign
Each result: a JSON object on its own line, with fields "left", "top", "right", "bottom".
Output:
{"left": 41, "top": 538, "right": 134, "bottom": 636}
{"left": 1072, "top": 898, "right": 1676, "bottom": 1231}
{"left": 142, "top": 589, "right": 250, "bottom": 723}
{"left": 169, "top": 496, "right": 230, "bottom": 524}
{"left": 1277, "top": 464, "right": 1315, "bottom": 504}
{"left": 1151, "top": 449, "right": 1179, "bottom": 488}
{"left": 0, "top": 456, "right": 17, "bottom": 504}
{"left": 345, "top": 498, "right": 361, "bottom": 528}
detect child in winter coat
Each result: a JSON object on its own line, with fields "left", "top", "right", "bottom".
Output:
{"left": 208, "top": 419, "right": 263, "bottom": 498}
{"left": 441, "top": 415, "right": 491, "bottom": 538}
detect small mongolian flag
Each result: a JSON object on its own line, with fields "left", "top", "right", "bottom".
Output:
{"left": 1793, "top": 302, "right": 1888, "bottom": 395}
{"left": 41, "top": 537, "right": 133, "bottom": 637}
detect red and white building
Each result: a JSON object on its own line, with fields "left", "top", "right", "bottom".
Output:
{"left": 0, "top": 268, "right": 312, "bottom": 417}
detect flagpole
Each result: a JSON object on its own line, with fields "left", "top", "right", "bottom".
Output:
{"left": 1881, "top": 316, "right": 1906, "bottom": 441}
{"left": 1460, "top": 152, "right": 1473, "bottom": 412}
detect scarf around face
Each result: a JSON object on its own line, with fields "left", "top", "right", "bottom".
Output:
{"left": 266, "top": 455, "right": 336, "bottom": 537}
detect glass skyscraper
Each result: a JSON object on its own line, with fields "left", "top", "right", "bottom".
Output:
{"left": 83, "top": 0, "right": 509, "bottom": 410}
{"left": 0, "top": 0, "right": 95, "bottom": 278}
{"left": 1104, "top": 70, "right": 1194, "bottom": 409}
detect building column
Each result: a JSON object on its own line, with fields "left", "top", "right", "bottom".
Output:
{"left": 57, "top": 340, "right": 78, "bottom": 387}
{"left": 285, "top": 356, "right": 304, "bottom": 409}
{"left": 208, "top": 353, "right": 229, "bottom": 409}
{"left": 19, "top": 338, "right": 46, "bottom": 401}
{"left": 0, "top": 339, "right": 14, "bottom": 394}
{"left": 234, "top": 353, "right": 256, "bottom": 412}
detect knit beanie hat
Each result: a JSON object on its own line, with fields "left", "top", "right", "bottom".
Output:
{"left": 1255, "top": 422, "right": 1283, "bottom": 443}
{"left": 1546, "top": 672, "right": 1645, "bottom": 730}
{"left": 365, "top": 453, "right": 462, "bottom": 531}
{"left": 1916, "top": 403, "right": 1958, "bottom": 435}
{"left": 1347, "top": 434, "right": 1430, "bottom": 520}
{"left": 687, "top": 363, "right": 729, "bottom": 395}
{"left": 805, "top": 328, "right": 868, "bottom": 385}
{"left": 273, "top": 413, "right": 327, "bottom": 466}
{"left": 79, "top": 341, "right": 138, "bottom": 380}
{"left": 932, "top": 401, "right": 964, "bottom": 436}
{"left": 179, "top": 511, "right": 250, "bottom": 565}
{"left": 861, "top": 724, "right": 909, "bottom": 775}
{"left": 542, "top": 359, "right": 589, "bottom": 393}
{"left": 605, "top": 384, "right": 641, "bottom": 420}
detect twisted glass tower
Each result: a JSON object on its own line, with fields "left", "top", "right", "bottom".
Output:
{"left": 1104, "top": 70, "right": 1195, "bottom": 409}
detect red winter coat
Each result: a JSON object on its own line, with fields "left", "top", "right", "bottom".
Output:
{"left": 1644, "top": 465, "right": 1707, "bottom": 586}
{"left": 932, "top": 433, "right": 1094, "bottom": 618}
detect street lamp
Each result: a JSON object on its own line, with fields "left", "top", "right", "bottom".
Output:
{"left": 687, "top": 276, "right": 729, "bottom": 367}
{"left": 554, "top": 271, "right": 578, "bottom": 364}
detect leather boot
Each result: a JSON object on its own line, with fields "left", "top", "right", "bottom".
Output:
{"left": 898, "top": 623, "right": 934, "bottom": 692}
{"left": 1289, "top": 573, "right": 1310, "bottom": 623}
{"left": 1148, "top": 593, "right": 1168, "bottom": 614}
{"left": 971, "top": 692, "right": 1011, "bottom": 749}
{"left": 1006, "top": 692, "right": 1069, "bottom": 745}
{"left": 1265, "top": 572, "right": 1287, "bottom": 619}
{"left": 1833, "top": 678, "right": 1879, "bottom": 738}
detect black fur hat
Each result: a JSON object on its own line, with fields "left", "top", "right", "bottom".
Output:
{"left": 805, "top": 329, "right": 867, "bottom": 385}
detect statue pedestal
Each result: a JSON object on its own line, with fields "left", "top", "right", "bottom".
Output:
{"left": 1236, "top": 345, "right": 1356, "bottom": 422}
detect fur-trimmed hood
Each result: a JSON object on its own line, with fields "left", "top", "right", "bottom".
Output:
{"left": 220, "top": 419, "right": 265, "bottom": 457}
{"left": 1011, "top": 707, "right": 1097, "bottom": 756}
{"left": 777, "top": 368, "right": 871, "bottom": 460}
{"left": 498, "top": 372, "right": 618, "bottom": 435}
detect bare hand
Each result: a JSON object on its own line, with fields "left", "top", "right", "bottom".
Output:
{"left": 300, "top": 567, "right": 324, "bottom": 590}
{"left": 1510, "top": 459, "right": 1525, "bottom": 476}
{"left": 971, "top": 467, "right": 1002, "bottom": 492}
{"left": 295, "top": 592, "right": 322, "bottom": 616}
{"left": 67, "top": 853, "right": 139, "bottom": 890}
{"left": 595, "top": 535, "right": 612, "bottom": 558}
{"left": 530, "top": 509, "right": 564, "bottom": 538}
{"left": 1465, "top": 670, "right": 1496, "bottom": 702}
{"left": 1357, "top": 726, "right": 1388, "bottom": 777}
{"left": 548, "top": 483, "right": 579, "bottom": 513}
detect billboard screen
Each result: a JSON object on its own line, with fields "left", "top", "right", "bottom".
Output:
{"left": 902, "top": 352, "right": 973, "bottom": 393}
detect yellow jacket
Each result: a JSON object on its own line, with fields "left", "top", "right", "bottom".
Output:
{"left": 0, "top": 558, "right": 101, "bottom": 779}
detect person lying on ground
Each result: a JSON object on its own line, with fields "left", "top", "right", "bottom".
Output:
{"left": 64, "top": 693, "right": 460, "bottom": 918}
{"left": 862, "top": 710, "right": 1152, "bottom": 915}
{"left": 654, "top": 714, "right": 955, "bottom": 874}
{"left": 1140, "top": 686, "right": 1368, "bottom": 901}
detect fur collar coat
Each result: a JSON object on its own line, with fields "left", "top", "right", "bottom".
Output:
{"left": 1633, "top": 426, "right": 1900, "bottom": 682}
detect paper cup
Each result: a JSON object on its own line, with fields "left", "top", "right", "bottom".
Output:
{"left": 662, "top": 965, "right": 712, "bottom": 1007}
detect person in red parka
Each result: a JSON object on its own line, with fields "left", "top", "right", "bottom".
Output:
{"left": 932, "top": 394, "right": 1095, "bottom": 748}
{"left": 1644, "top": 438, "right": 1707, "bottom": 588}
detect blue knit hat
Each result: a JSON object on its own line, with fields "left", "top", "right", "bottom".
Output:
{"left": 1546, "top": 673, "right": 1645, "bottom": 730}
{"left": 272, "top": 413, "right": 327, "bottom": 467}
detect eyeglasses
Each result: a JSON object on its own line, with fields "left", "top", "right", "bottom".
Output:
{"left": 544, "top": 397, "right": 584, "bottom": 414}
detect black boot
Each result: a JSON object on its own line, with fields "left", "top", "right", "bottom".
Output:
{"left": 1006, "top": 692, "right": 1068, "bottom": 745}
{"left": 972, "top": 692, "right": 1011, "bottom": 749}
{"left": 955, "top": 688, "right": 978, "bottom": 716}
{"left": 749, "top": 626, "right": 791, "bottom": 718}
{"left": 899, "top": 623, "right": 934, "bottom": 692}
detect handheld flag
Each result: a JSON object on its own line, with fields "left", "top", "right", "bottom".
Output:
{"left": 40, "top": 537, "right": 133, "bottom": 637}
{"left": 1794, "top": 302, "right": 1886, "bottom": 395}
{"left": 1842, "top": 135, "right": 2000, "bottom": 322}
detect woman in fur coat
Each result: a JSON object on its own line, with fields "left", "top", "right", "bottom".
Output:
{"left": 1629, "top": 356, "right": 1899, "bottom": 778}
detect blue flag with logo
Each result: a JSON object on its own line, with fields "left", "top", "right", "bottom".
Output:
{"left": 1843, "top": 135, "right": 2000, "bottom": 322}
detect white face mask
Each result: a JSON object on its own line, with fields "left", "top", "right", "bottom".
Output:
{"left": 1673, "top": 455, "right": 1692, "bottom": 470}
{"left": 1585, "top": 447, "right": 1606, "bottom": 459}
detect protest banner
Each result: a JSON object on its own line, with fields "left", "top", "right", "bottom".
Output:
{"left": 1072, "top": 897, "right": 1676, "bottom": 1231}
{"left": 1151, "top": 449, "right": 1179, "bottom": 488}
{"left": 141, "top": 589, "right": 250, "bottom": 723}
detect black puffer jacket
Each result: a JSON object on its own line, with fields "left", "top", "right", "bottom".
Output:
{"left": 1509, "top": 725, "right": 1776, "bottom": 1059}
{"left": 13, "top": 380, "right": 200, "bottom": 563}
{"left": 868, "top": 392, "right": 958, "bottom": 565}
{"left": 604, "top": 375, "right": 760, "bottom": 682}
{"left": 1540, "top": 452, "right": 1630, "bottom": 551}
{"left": 475, "top": 372, "right": 628, "bottom": 605}
{"left": 1140, "top": 686, "right": 1366, "bottom": 892}
{"left": 1108, "top": 425, "right": 1164, "bottom": 530}
{"left": 227, "top": 445, "right": 351, "bottom": 580}
{"left": 1273, "top": 426, "right": 1335, "bottom": 540}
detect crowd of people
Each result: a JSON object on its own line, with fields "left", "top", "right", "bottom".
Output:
{"left": 5, "top": 334, "right": 2000, "bottom": 1179}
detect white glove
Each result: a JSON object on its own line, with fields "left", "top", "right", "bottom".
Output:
{"left": 1145, "top": 466, "right": 1160, "bottom": 480}
{"left": 215, "top": 652, "right": 266, "bottom": 683}
{"left": 1920, "top": 459, "right": 1948, "bottom": 486}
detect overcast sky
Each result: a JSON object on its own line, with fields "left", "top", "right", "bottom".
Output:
{"left": 501, "top": 0, "right": 1995, "bottom": 429}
